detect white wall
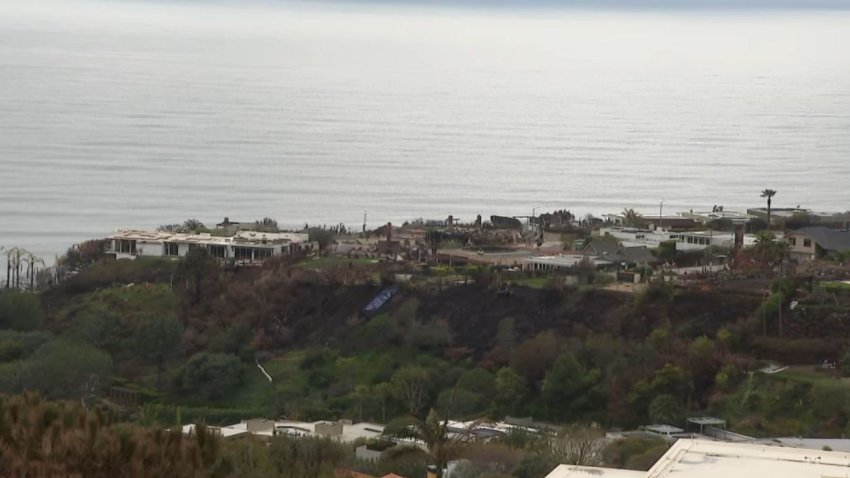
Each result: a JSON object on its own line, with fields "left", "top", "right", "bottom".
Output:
{"left": 136, "top": 240, "right": 164, "bottom": 257}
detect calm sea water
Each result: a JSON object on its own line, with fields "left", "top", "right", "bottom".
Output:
{"left": 1, "top": 0, "right": 850, "bottom": 262}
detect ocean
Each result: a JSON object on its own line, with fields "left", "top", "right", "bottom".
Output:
{"left": 1, "top": 0, "right": 849, "bottom": 262}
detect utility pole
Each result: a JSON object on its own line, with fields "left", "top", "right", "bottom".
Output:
{"left": 659, "top": 199, "right": 664, "bottom": 229}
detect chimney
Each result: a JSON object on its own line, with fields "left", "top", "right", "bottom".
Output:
{"left": 386, "top": 222, "right": 392, "bottom": 242}
{"left": 734, "top": 223, "right": 745, "bottom": 251}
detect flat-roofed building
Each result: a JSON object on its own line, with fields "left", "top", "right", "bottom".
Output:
{"left": 106, "top": 229, "right": 312, "bottom": 263}
{"left": 545, "top": 438, "right": 850, "bottom": 478}
{"left": 523, "top": 255, "right": 613, "bottom": 272}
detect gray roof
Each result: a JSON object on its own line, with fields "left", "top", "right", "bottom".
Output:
{"left": 584, "top": 238, "right": 621, "bottom": 257}
{"left": 583, "top": 239, "right": 658, "bottom": 266}
{"left": 791, "top": 227, "right": 850, "bottom": 252}
{"left": 622, "top": 246, "right": 658, "bottom": 264}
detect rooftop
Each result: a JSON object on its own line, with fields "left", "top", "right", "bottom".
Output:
{"left": 644, "top": 424, "right": 684, "bottom": 435}
{"left": 647, "top": 438, "right": 850, "bottom": 478}
{"left": 546, "top": 438, "right": 850, "bottom": 478}
{"left": 108, "top": 229, "right": 310, "bottom": 246}
{"left": 789, "top": 227, "right": 850, "bottom": 252}
{"left": 182, "top": 420, "right": 384, "bottom": 442}
{"left": 545, "top": 465, "right": 643, "bottom": 478}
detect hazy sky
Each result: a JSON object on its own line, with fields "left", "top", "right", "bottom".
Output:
{"left": 342, "top": 0, "right": 850, "bottom": 8}
{"left": 15, "top": 0, "right": 847, "bottom": 9}
{"left": 170, "top": 0, "right": 850, "bottom": 10}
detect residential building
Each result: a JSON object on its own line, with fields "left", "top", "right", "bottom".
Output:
{"left": 597, "top": 227, "right": 676, "bottom": 248}
{"left": 746, "top": 207, "right": 810, "bottom": 226}
{"left": 523, "top": 255, "right": 613, "bottom": 272}
{"left": 785, "top": 226, "right": 850, "bottom": 261}
{"left": 181, "top": 419, "right": 384, "bottom": 443}
{"left": 675, "top": 231, "right": 734, "bottom": 252}
{"left": 747, "top": 208, "right": 850, "bottom": 229}
{"left": 107, "top": 229, "right": 312, "bottom": 262}
{"left": 545, "top": 438, "right": 850, "bottom": 478}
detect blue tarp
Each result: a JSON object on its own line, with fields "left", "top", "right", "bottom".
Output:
{"left": 362, "top": 286, "right": 399, "bottom": 316}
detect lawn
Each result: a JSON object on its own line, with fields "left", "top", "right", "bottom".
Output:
{"left": 512, "top": 277, "right": 552, "bottom": 289}
{"left": 774, "top": 366, "right": 850, "bottom": 390}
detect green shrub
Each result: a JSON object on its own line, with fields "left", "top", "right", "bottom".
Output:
{"left": 179, "top": 352, "right": 245, "bottom": 401}
{"left": 0, "top": 290, "right": 44, "bottom": 331}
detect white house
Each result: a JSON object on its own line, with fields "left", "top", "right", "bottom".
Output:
{"left": 106, "top": 229, "right": 312, "bottom": 263}
{"left": 597, "top": 227, "right": 677, "bottom": 248}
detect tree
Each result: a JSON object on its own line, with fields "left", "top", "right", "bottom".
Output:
{"left": 27, "top": 339, "right": 113, "bottom": 401}
{"left": 179, "top": 352, "right": 245, "bottom": 400}
{"left": 648, "top": 394, "right": 683, "bottom": 425}
{"left": 66, "top": 306, "right": 120, "bottom": 351}
{"left": 511, "top": 331, "right": 560, "bottom": 388}
{"left": 621, "top": 208, "right": 646, "bottom": 228}
{"left": 135, "top": 315, "right": 183, "bottom": 385}
{"left": 426, "top": 229, "right": 443, "bottom": 256}
{"left": 752, "top": 231, "right": 790, "bottom": 265}
{"left": 385, "top": 408, "right": 473, "bottom": 478}
{"left": 489, "top": 318, "right": 516, "bottom": 365}
{"left": 308, "top": 228, "right": 335, "bottom": 255}
{"left": 373, "top": 382, "right": 393, "bottom": 422}
{"left": 436, "top": 388, "right": 485, "bottom": 418}
{"left": 457, "top": 368, "right": 496, "bottom": 398}
{"left": 177, "top": 246, "right": 219, "bottom": 305}
{"left": 0, "top": 290, "right": 44, "bottom": 331}
{"left": 0, "top": 393, "right": 227, "bottom": 477}
{"left": 687, "top": 336, "right": 718, "bottom": 395}
{"left": 761, "top": 189, "right": 777, "bottom": 229}
{"left": 548, "top": 425, "right": 605, "bottom": 467}
{"left": 495, "top": 367, "right": 527, "bottom": 416}
{"left": 514, "top": 425, "right": 604, "bottom": 478}
{"left": 602, "top": 436, "right": 669, "bottom": 471}
{"left": 391, "top": 365, "right": 431, "bottom": 414}
{"left": 542, "top": 353, "right": 593, "bottom": 421}
{"left": 268, "top": 434, "right": 349, "bottom": 478}
{"left": 253, "top": 217, "right": 279, "bottom": 232}
{"left": 182, "top": 218, "right": 207, "bottom": 233}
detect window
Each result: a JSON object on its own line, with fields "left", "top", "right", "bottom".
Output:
{"left": 207, "top": 245, "right": 226, "bottom": 259}
{"left": 804, "top": 239, "right": 812, "bottom": 248}
{"left": 116, "top": 239, "right": 136, "bottom": 254}
{"left": 788, "top": 237, "right": 796, "bottom": 247}
{"left": 234, "top": 247, "right": 252, "bottom": 261}
{"left": 164, "top": 242, "right": 179, "bottom": 256}
{"left": 254, "top": 248, "right": 273, "bottom": 260}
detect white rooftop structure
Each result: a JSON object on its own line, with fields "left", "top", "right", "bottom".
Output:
{"left": 545, "top": 438, "right": 850, "bottom": 478}
{"left": 752, "top": 437, "right": 850, "bottom": 454}
{"left": 546, "top": 465, "right": 643, "bottom": 478}
{"left": 643, "top": 424, "right": 685, "bottom": 437}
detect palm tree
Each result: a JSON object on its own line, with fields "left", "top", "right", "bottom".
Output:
{"left": 761, "top": 189, "right": 777, "bottom": 230}
{"left": 621, "top": 208, "right": 644, "bottom": 228}
{"left": 384, "top": 408, "right": 474, "bottom": 478}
